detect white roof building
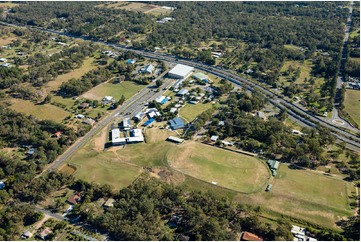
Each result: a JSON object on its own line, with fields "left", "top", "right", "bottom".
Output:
{"left": 168, "top": 64, "right": 194, "bottom": 79}
{"left": 103, "top": 96, "right": 114, "bottom": 102}
{"left": 170, "top": 107, "right": 177, "bottom": 113}
{"left": 112, "top": 128, "right": 126, "bottom": 145}
{"left": 128, "top": 129, "right": 144, "bottom": 143}
{"left": 123, "top": 117, "right": 131, "bottom": 130}
{"left": 142, "top": 64, "right": 155, "bottom": 74}
{"left": 210, "top": 135, "right": 219, "bottom": 142}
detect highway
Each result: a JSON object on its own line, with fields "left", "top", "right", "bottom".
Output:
{"left": 0, "top": 21, "right": 359, "bottom": 152}
{"left": 45, "top": 72, "right": 173, "bottom": 172}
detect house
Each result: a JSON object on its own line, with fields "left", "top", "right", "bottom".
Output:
{"left": 104, "top": 198, "right": 115, "bottom": 208}
{"left": 75, "top": 114, "right": 85, "bottom": 119}
{"left": 126, "top": 59, "right": 136, "bottom": 64}
{"left": 210, "top": 135, "right": 219, "bottom": 142}
{"left": 112, "top": 128, "right": 126, "bottom": 146}
{"left": 168, "top": 64, "right": 194, "bottom": 79}
{"left": 192, "top": 72, "right": 211, "bottom": 83}
{"left": 67, "top": 193, "right": 81, "bottom": 205}
{"left": 168, "top": 117, "right": 185, "bottom": 130}
{"left": 53, "top": 131, "right": 62, "bottom": 138}
{"left": 176, "top": 89, "right": 189, "bottom": 97}
{"left": 78, "top": 102, "right": 89, "bottom": 109}
{"left": 0, "top": 181, "right": 5, "bottom": 190}
{"left": 21, "top": 230, "right": 33, "bottom": 239}
{"left": 241, "top": 232, "right": 263, "bottom": 241}
{"left": 257, "top": 111, "right": 265, "bottom": 120}
{"left": 37, "top": 228, "right": 52, "bottom": 240}
{"left": 290, "top": 225, "right": 317, "bottom": 241}
{"left": 26, "top": 148, "right": 35, "bottom": 156}
{"left": 0, "top": 58, "right": 7, "bottom": 62}
{"left": 142, "top": 64, "right": 155, "bottom": 74}
{"left": 170, "top": 107, "right": 177, "bottom": 113}
{"left": 156, "top": 96, "right": 169, "bottom": 104}
{"left": 102, "top": 96, "right": 114, "bottom": 103}
{"left": 292, "top": 129, "right": 303, "bottom": 135}
{"left": 172, "top": 79, "right": 184, "bottom": 90}
{"left": 127, "top": 129, "right": 144, "bottom": 143}
{"left": 166, "top": 136, "right": 184, "bottom": 144}
{"left": 133, "top": 111, "right": 146, "bottom": 121}
{"left": 82, "top": 118, "right": 95, "bottom": 126}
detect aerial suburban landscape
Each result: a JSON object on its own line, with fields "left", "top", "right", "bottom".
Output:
{"left": 0, "top": 1, "right": 359, "bottom": 241}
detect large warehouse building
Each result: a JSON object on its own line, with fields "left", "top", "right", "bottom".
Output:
{"left": 168, "top": 64, "right": 194, "bottom": 79}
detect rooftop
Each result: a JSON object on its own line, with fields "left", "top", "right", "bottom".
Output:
{"left": 169, "top": 117, "right": 185, "bottom": 130}
{"left": 241, "top": 232, "right": 263, "bottom": 241}
{"left": 168, "top": 64, "right": 194, "bottom": 78}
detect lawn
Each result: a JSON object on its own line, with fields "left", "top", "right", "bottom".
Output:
{"left": 82, "top": 80, "right": 145, "bottom": 101}
{"left": 233, "top": 164, "right": 355, "bottom": 229}
{"left": 179, "top": 102, "right": 217, "bottom": 122}
{"left": 168, "top": 142, "right": 270, "bottom": 193}
{"left": 343, "top": 89, "right": 360, "bottom": 127}
{"left": 10, "top": 99, "right": 70, "bottom": 122}
{"left": 45, "top": 57, "right": 97, "bottom": 92}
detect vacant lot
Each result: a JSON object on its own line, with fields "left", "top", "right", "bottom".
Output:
{"left": 179, "top": 102, "right": 216, "bottom": 122}
{"left": 82, "top": 81, "right": 145, "bottom": 101}
{"left": 45, "top": 57, "right": 97, "bottom": 92}
{"left": 234, "top": 164, "right": 355, "bottom": 229}
{"left": 10, "top": 99, "right": 70, "bottom": 122}
{"left": 168, "top": 142, "right": 269, "bottom": 193}
{"left": 344, "top": 89, "right": 360, "bottom": 127}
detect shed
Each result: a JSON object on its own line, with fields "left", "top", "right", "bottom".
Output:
{"left": 170, "top": 107, "right": 177, "bottom": 113}
{"left": 168, "top": 117, "right": 185, "bottom": 130}
{"left": 210, "top": 135, "right": 219, "bottom": 142}
{"left": 192, "top": 72, "right": 211, "bottom": 83}
{"left": 143, "top": 118, "right": 155, "bottom": 127}
{"left": 265, "top": 184, "right": 272, "bottom": 192}
{"left": 168, "top": 64, "right": 194, "bottom": 79}
{"left": 166, "top": 136, "right": 184, "bottom": 144}
{"left": 21, "top": 230, "right": 33, "bottom": 239}
{"left": 126, "top": 59, "right": 136, "bottom": 64}
{"left": 104, "top": 198, "right": 115, "bottom": 207}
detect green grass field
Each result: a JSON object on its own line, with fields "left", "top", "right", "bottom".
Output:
{"left": 82, "top": 81, "right": 145, "bottom": 101}
{"left": 233, "top": 164, "right": 355, "bottom": 229}
{"left": 344, "top": 89, "right": 360, "bottom": 127}
{"left": 179, "top": 102, "right": 217, "bottom": 122}
{"left": 10, "top": 99, "right": 70, "bottom": 122}
{"left": 168, "top": 142, "right": 270, "bottom": 193}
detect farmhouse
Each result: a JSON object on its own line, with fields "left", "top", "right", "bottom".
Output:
{"left": 166, "top": 136, "right": 184, "bottom": 144}
{"left": 240, "top": 232, "right": 263, "bottom": 241}
{"left": 168, "top": 64, "right": 194, "bottom": 79}
{"left": 168, "top": 117, "right": 185, "bottom": 130}
{"left": 67, "top": 193, "right": 81, "bottom": 205}
{"left": 192, "top": 72, "right": 211, "bottom": 83}
{"left": 37, "top": 228, "right": 52, "bottom": 241}
{"left": 112, "top": 128, "right": 126, "bottom": 145}
{"left": 142, "top": 64, "right": 155, "bottom": 74}
{"left": 128, "top": 129, "right": 144, "bottom": 143}
{"left": 267, "top": 159, "right": 280, "bottom": 176}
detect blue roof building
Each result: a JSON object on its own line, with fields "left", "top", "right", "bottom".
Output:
{"left": 168, "top": 117, "right": 185, "bottom": 130}
{"left": 0, "top": 181, "right": 5, "bottom": 190}
{"left": 126, "top": 59, "right": 136, "bottom": 64}
{"left": 143, "top": 118, "right": 155, "bottom": 127}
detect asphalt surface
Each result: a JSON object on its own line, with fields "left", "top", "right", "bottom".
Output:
{"left": 0, "top": 21, "right": 359, "bottom": 152}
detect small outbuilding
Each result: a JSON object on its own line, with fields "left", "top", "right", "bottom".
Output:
{"left": 176, "top": 89, "right": 189, "bottom": 97}
{"left": 241, "top": 232, "right": 263, "bottom": 241}
{"left": 166, "top": 136, "right": 184, "bottom": 144}
{"left": 210, "top": 135, "right": 219, "bottom": 142}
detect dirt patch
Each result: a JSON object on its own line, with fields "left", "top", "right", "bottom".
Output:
{"left": 81, "top": 92, "right": 100, "bottom": 100}
{"left": 148, "top": 167, "right": 185, "bottom": 185}
{"left": 93, "top": 127, "right": 108, "bottom": 152}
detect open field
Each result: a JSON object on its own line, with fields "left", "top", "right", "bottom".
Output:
{"left": 168, "top": 142, "right": 269, "bottom": 193}
{"left": 0, "top": 35, "right": 17, "bottom": 46}
{"left": 45, "top": 57, "right": 97, "bottom": 92}
{"left": 233, "top": 164, "right": 355, "bottom": 229}
{"left": 179, "top": 102, "right": 216, "bottom": 121}
{"left": 343, "top": 89, "right": 360, "bottom": 127}
{"left": 10, "top": 99, "right": 70, "bottom": 122}
{"left": 81, "top": 80, "right": 145, "bottom": 101}
{"left": 0, "top": 2, "right": 19, "bottom": 8}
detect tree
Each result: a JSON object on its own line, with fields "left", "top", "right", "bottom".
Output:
{"left": 156, "top": 79, "right": 163, "bottom": 87}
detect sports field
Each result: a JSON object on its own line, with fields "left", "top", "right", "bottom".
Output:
{"left": 234, "top": 164, "right": 355, "bottom": 229}
{"left": 168, "top": 142, "right": 269, "bottom": 193}
{"left": 10, "top": 99, "right": 70, "bottom": 122}
{"left": 81, "top": 81, "right": 144, "bottom": 101}
{"left": 344, "top": 89, "right": 360, "bottom": 127}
